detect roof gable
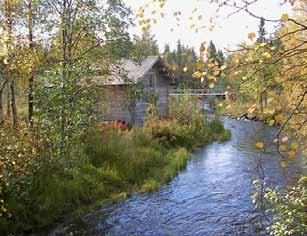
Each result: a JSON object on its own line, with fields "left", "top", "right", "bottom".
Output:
{"left": 102, "top": 56, "right": 174, "bottom": 85}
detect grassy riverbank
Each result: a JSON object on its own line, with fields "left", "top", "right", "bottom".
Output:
{"left": 0, "top": 102, "right": 230, "bottom": 235}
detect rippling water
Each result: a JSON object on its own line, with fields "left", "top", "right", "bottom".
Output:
{"left": 50, "top": 118, "right": 304, "bottom": 236}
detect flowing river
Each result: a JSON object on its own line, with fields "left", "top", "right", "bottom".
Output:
{"left": 50, "top": 118, "right": 304, "bottom": 236}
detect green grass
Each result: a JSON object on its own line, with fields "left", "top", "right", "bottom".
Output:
{"left": 208, "top": 118, "right": 232, "bottom": 141}
{"left": 1, "top": 117, "right": 231, "bottom": 235}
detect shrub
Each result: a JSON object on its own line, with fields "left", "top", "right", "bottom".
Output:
{"left": 208, "top": 118, "right": 225, "bottom": 134}
{"left": 266, "top": 176, "right": 307, "bottom": 236}
{"left": 0, "top": 126, "right": 36, "bottom": 232}
{"left": 0, "top": 94, "right": 230, "bottom": 234}
{"left": 169, "top": 95, "right": 203, "bottom": 126}
{"left": 208, "top": 118, "right": 232, "bottom": 141}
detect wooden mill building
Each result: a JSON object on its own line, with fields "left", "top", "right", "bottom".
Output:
{"left": 97, "top": 56, "right": 175, "bottom": 126}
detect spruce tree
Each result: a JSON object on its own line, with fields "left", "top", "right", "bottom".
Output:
{"left": 207, "top": 40, "right": 217, "bottom": 61}
{"left": 257, "top": 17, "right": 267, "bottom": 43}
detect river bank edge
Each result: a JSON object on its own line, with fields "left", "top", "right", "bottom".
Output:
{"left": 11, "top": 119, "right": 231, "bottom": 236}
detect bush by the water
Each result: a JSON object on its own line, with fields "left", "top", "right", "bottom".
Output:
{"left": 0, "top": 97, "right": 230, "bottom": 234}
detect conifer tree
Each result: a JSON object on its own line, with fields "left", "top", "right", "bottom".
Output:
{"left": 257, "top": 17, "right": 267, "bottom": 43}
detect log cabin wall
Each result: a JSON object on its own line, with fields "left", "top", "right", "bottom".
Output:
{"left": 99, "top": 85, "right": 132, "bottom": 123}
{"left": 137, "top": 64, "right": 170, "bottom": 124}
{"left": 156, "top": 71, "right": 170, "bottom": 119}
{"left": 144, "top": 67, "right": 170, "bottom": 119}
{"left": 99, "top": 57, "right": 173, "bottom": 126}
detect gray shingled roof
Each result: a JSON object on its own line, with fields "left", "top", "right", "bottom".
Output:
{"left": 100, "top": 56, "right": 173, "bottom": 85}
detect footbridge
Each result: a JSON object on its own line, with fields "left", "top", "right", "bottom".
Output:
{"left": 169, "top": 89, "right": 236, "bottom": 99}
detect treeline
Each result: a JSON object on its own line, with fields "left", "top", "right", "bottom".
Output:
{"left": 130, "top": 30, "right": 227, "bottom": 88}
{"left": 162, "top": 40, "right": 197, "bottom": 87}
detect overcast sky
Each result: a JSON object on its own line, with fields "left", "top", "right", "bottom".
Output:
{"left": 124, "top": 0, "right": 291, "bottom": 52}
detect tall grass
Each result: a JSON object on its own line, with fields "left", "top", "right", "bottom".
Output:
{"left": 1, "top": 97, "right": 231, "bottom": 234}
{"left": 83, "top": 128, "right": 188, "bottom": 188}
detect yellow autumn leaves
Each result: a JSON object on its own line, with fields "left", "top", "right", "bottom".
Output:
{"left": 255, "top": 142, "right": 264, "bottom": 149}
{"left": 137, "top": 0, "right": 167, "bottom": 32}
{"left": 190, "top": 60, "right": 227, "bottom": 88}
{"left": 256, "top": 136, "right": 300, "bottom": 168}
{"left": 248, "top": 32, "right": 256, "bottom": 41}
{"left": 281, "top": 13, "right": 289, "bottom": 22}
{"left": 262, "top": 52, "right": 272, "bottom": 59}
{"left": 137, "top": 0, "right": 216, "bottom": 34}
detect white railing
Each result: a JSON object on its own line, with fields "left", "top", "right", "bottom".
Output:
{"left": 169, "top": 88, "right": 232, "bottom": 96}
